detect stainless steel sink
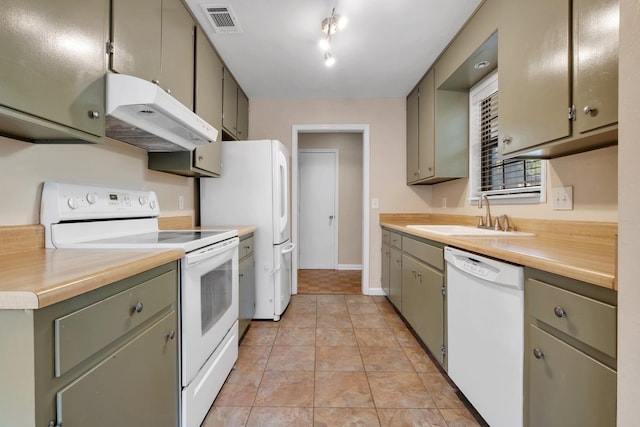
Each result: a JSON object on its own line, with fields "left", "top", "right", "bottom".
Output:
{"left": 406, "top": 224, "right": 535, "bottom": 237}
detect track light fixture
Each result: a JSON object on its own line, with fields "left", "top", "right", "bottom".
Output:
{"left": 324, "top": 52, "right": 335, "bottom": 67}
{"left": 319, "top": 8, "right": 346, "bottom": 67}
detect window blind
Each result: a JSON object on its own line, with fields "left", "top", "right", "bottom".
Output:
{"left": 479, "top": 91, "right": 542, "bottom": 195}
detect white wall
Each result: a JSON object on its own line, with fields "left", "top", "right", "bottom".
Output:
{"left": 0, "top": 135, "right": 196, "bottom": 225}
{"left": 617, "top": 0, "right": 640, "bottom": 423}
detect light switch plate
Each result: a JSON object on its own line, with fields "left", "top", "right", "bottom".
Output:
{"left": 552, "top": 186, "right": 573, "bottom": 210}
{"left": 371, "top": 198, "right": 380, "bottom": 209}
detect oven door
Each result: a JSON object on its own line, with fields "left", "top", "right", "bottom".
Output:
{"left": 181, "top": 237, "right": 239, "bottom": 386}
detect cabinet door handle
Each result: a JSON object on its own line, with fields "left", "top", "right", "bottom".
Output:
{"left": 553, "top": 306, "right": 566, "bottom": 318}
{"left": 151, "top": 79, "right": 160, "bottom": 85}
{"left": 167, "top": 330, "right": 176, "bottom": 340}
{"left": 239, "top": 273, "right": 244, "bottom": 278}
{"left": 533, "top": 348, "right": 544, "bottom": 359}
{"left": 502, "top": 136, "right": 512, "bottom": 145}
{"left": 198, "top": 155, "right": 205, "bottom": 161}
{"left": 88, "top": 110, "right": 100, "bottom": 119}
{"left": 133, "top": 302, "right": 144, "bottom": 314}
{"left": 583, "top": 105, "right": 596, "bottom": 115}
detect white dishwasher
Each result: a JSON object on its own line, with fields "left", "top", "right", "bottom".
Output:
{"left": 444, "top": 246, "right": 524, "bottom": 427}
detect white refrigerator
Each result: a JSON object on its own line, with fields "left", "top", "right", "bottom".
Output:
{"left": 200, "top": 140, "right": 294, "bottom": 320}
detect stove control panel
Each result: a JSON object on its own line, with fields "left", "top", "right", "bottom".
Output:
{"left": 41, "top": 182, "right": 160, "bottom": 224}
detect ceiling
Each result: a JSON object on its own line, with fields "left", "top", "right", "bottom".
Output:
{"left": 183, "top": 0, "right": 482, "bottom": 99}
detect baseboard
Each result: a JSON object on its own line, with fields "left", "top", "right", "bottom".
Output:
{"left": 336, "top": 264, "right": 363, "bottom": 271}
{"left": 366, "top": 287, "right": 386, "bottom": 296}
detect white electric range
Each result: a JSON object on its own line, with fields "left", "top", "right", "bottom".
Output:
{"left": 40, "top": 181, "right": 239, "bottom": 427}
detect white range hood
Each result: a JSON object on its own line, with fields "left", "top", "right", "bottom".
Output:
{"left": 105, "top": 73, "right": 218, "bottom": 151}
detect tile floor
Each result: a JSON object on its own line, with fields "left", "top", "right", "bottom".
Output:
{"left": 201, "top": 293, "right": 483, "bottom": 426}
{"left": 297, "top": 270, "right": 362, "bottom": 295}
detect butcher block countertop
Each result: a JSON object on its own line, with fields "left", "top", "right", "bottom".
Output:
{"left": 0, "top": 244, "right": 183, "bottom": 309}
{"left": 380, "top": 213, "right": 617, "bottom": 290}
{"left": 0, "top": 217, "right": 256, "bottom": 310}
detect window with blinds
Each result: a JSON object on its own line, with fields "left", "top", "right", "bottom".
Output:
{"left": 469, "top": 71, "right": 545, "bottom": 203}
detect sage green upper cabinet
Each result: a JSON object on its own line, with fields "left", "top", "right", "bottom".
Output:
{"left": 111, "top": 0, "right": 162, "bottom": 83}
{"left": 160, "top": 0, "right": 195, "bottom": 110}
{"left": 499, "top": 0, "right": 571, "bottom": 156}
{"left": 573, "top": 0, "right": 618, "bottom": 135}
{"left": 222, "top": 69, "right": 250, "bottom": 140}
{"left": 406, "top": 87, "right": 420, "bottom": 183}
{"left": 195, "top": 27, "right": 224, "bottom": 133}
{"left": 222, "top": 69, "right": 239, "bottom": 137}
{"left": 500, "top": 0, "right": 618, "bottom": 159}
{"left": 0, "top": 0, "right": 107, "bottom": 141}
{"left": 418, "top": 71, "right": 436, "bottom": 180}
{"left": 406, "top": 70, "right": 435, "bottom": 184}
{"left": 237, "top": 89, "right": 249, "bottom": 140}
{"left": 406, "top": 68, "right": 468, "bottom": 185}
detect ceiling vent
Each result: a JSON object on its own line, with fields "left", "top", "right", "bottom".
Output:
{"left": 201, "top": 4, "right": 242, "bottom": 34}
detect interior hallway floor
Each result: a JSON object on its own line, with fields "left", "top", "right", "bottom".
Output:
{"left": 201, "top": 270, "right": 483, "bottom": 426}
{"left": 297, "top": 269, "right": 362, "bottom": 295}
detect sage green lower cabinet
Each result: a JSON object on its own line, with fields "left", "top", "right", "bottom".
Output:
{"left": 239, "top": 234, "right": 255, "bottom": 338}
{"left": 389, "top": 246, "right": 403, "bottom": 310}
{"left": 524, "top": 268, "right": 617, "bottom": 427}
{"left": 381, "top": 241, "right": 391, "bottom": 296}
{"left": 401, "top": 254, "right": 444, "bottom": 363}
{"left": 56, "top": 312, "right": 178, "bottom": 426}
{"left": 400, "top": 235, "right": 446, "bottom": 368}
{"left": 528, "top": 325, "right": 616, "bottom": 427}
{"left": 0, "top": 263, "right": 179, "bottom": 427}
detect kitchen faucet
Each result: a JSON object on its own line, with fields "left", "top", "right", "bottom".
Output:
{"left": 478, "top": 194, "right": 492, "bottom": 228}
{"left": 478, "top": 194, "right": 510, "bottom": 231}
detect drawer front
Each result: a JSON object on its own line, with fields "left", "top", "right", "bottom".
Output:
{"left": 239, "top": 235, "right": 254, "bottom": 259}
{"left": 56, "top": 311, "right": 178, "bottom": 427}
{"left": 527, "top": 278, "right": 616, "bottom": 358}
{"left": 390, "top": 232, "right": 402, "bottom": 249}
{"left": 528, "top": 325, "right": 616, "bottom": 427}
{"left": 402, "top": 236, "right": 443, "bottom": 270}
{"left": 382, "top": 229, "right": 390, "bottom": 246}
{"left": 55, "top": 270, "right": 176, "bottom": 377}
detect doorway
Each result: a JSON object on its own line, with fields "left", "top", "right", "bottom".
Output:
{"left": 291, "top": 124, "right": 371, "bottom": 295}
{"left": 298, "top": 149, "right": 339, "bottom": 269}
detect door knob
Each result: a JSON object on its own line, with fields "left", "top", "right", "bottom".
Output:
{"left": 329, "top": 215, "right": 334, "bottom": 220}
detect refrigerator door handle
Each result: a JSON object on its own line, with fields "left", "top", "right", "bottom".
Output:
{"left": 281, "top": 242, "right": 296, "bottom": 254}
{"left": 277, "top": 149, "right": 289, "bottom": 235}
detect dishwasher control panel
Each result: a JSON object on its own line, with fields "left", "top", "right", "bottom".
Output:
{"left": 444, "top": 246, "right": 524, "bottom": 288}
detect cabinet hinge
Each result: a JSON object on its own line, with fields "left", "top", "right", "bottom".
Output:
{"left": 441, "top": 285, "right": 446, "bottom": 296}
{"left": 568, "top": 105, "right": 576, "bottom": 121}
{"left": 106, "top": 40, "right": 114, "bottom": 55}
{"left": 441, "top": 345, "right": 446, "bottom": 358}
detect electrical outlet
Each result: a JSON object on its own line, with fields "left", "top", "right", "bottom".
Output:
{"left": 371, "top": 198, "right": 380, "bottom": 209}
{"left": 178, "top": 195, "right": 184, "bottom": 210}
{"left": 552, "top": 186, "right": 573, "bottom": 210}
{"left": 442, "top": 197, "right": 447, "bottom": 209}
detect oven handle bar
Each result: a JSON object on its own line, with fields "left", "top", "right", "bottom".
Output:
{"left": 185, "top": 238, "right": 239, "bottom": 266}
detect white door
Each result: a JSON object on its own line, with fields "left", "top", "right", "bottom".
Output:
{"left": 298, "top": 150, "right": 338, "bottom": 269}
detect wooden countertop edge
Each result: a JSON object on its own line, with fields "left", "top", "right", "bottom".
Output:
{"left": 0, "top": 249, "right": 184, "bottom": 310}
{"left": 381, "top": 222, "right": 616, "bottom": 290}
